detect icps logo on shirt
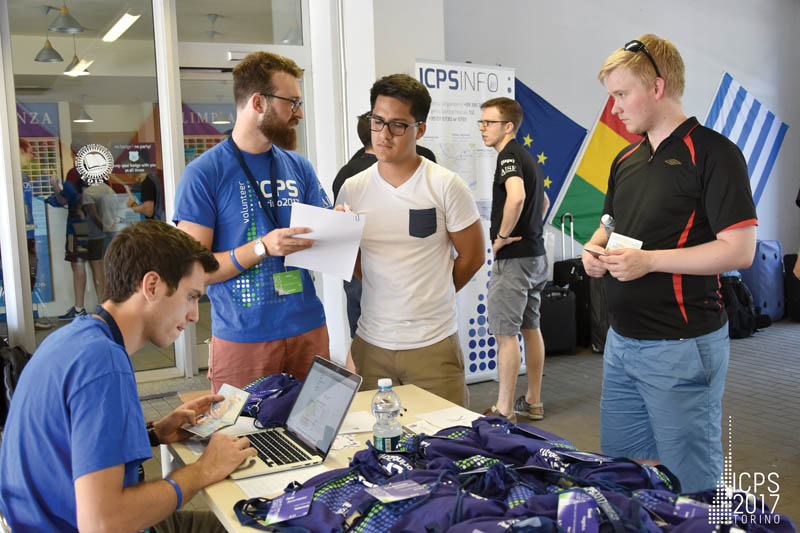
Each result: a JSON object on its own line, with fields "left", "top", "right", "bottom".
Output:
{"left": 259, "top": 179, "right": 298, "bottom": 199}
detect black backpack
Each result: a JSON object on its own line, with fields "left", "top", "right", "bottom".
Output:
{"left": 720, "top": 275, "right": 757, "bottom": 339}
{"left": 1, "top": 341, "right": 33, "bottom": 431}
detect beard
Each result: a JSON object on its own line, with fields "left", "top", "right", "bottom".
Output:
{"left": 258, "top": 108, "right": 298, "bottom": 151}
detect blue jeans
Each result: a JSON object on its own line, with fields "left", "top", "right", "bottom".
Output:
{"left": 600, "top": 324, "right": 729, "bottom": 493}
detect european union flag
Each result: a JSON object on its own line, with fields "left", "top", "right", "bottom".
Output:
{"left": 514, "top": 78, "right": 586, "bottom": 220}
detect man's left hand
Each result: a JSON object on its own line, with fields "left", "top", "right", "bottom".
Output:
{"left": 493, "top": 236, "right": 521, "bottom": 257}
{"left": 153, "top": 394, "right": 225, "bottom": 444}
{"left": 600, "top": 248, "right": 653, "bottom": 282}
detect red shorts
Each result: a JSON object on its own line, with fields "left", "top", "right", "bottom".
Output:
{"left": 208, "top": 324, "right": 330, "bottom": 393}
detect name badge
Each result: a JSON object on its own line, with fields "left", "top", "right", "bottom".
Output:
{"left": 273, "top": 270, "right": 304, "bottom": 296}
{"left": 264, "top": 486, "right": 314, "bottom": 525}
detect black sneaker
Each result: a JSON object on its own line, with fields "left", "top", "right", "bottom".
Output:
{"left": 58, "top": 307, "right": 87, "bottom": 321}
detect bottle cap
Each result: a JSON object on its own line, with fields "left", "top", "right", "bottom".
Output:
{"left": 377, "top": 378, "right": 392, "bottom": 389}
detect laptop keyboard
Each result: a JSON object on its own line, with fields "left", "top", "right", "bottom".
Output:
{"left": 246, "top": 431, "right": 313, "bottom": 466}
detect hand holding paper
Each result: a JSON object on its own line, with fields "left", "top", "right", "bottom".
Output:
{"left": 283, "top": 203, "right": 365, "bottom": 281}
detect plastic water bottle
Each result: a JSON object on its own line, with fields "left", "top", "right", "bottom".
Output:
{"left": 372, "top": 378, "right": 402, "bottom": 452}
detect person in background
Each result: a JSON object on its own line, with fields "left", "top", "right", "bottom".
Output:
{"left": 338, "top": 74, "right": 484, "bottom": 406}
{"left": 128, "top": 150, "right": 165, "bottom": 221}
{"left": 82, "top": 181, "right": 114, "bottom": 300}
{"left": 0, "top": 220, "right": 256, "bottom": 532}
{"left": 584, "top": 34, "right": 757, "bottom": 492}
{"left": 479, "top": 97, "right": 549, "bottom": 423}
{"left": 48, "top": 166, "right": 90, "bottom": 321}
{"left": 333, "top": 112, "right": 437, "bottom": 338}
{"left": 175, "top": 51, "right": 331, "bottom": 392}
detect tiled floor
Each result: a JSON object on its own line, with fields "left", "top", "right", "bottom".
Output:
{"left": 139, "top": 319, "right": 800, "bottom": 522}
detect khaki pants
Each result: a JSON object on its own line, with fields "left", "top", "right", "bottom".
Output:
{"left": 351, "top": 333, "right": 468, "bottom": 406}
{"left": 209, "top": 325, "right": 330, "bottom": 393}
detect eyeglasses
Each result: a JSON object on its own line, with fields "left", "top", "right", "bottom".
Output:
{"left": 477, "top": 120, "right": 508, "bottom": 129}
{"left": 367, "top": 114, "right": 422, "bottom": 136}
{"left": 623, "top": 40, "right": 662, "bottom": 79}
{"left": 261, "top": 93, "right": 303, "bottom": 113}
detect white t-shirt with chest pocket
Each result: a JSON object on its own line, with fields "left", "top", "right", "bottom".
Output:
{"left": 338, "top": 157, "right": 480, "bottom": 350}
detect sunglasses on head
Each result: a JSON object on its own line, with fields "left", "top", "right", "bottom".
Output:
{"left": 623, "top": 39, "right": 662, "bottom": 79}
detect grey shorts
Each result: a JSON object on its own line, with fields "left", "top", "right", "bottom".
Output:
{"left": 487, "top": 255, "right": 548, "bottom": 335}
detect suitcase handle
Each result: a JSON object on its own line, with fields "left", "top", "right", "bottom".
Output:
{"left": 560, "top": 212, "right": 574, "bottom": 259}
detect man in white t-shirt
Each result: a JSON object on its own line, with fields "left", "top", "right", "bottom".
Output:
{"left": 338, "top": 74, "right": 484, "bottom": 405}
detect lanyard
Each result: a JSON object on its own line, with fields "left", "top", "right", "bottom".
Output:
{"left": 228, "top": 136, "right": 281, "bottom": 230}
{"left": 94, "top": 305, "right": 125, "bottom": 348}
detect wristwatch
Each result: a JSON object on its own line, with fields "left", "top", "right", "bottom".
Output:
{"left": 253, "top": 238, "right": 268, "bottom": 259}
{"left": 146, "top": 421, "right": 160, "bottom": 447}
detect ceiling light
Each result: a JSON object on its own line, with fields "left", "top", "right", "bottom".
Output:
{"left": 35, "top": 35, "right": 63, "bottom": 62}
{"left": 66, "top": 58, "right": 94, "bottom": 76}
{"left": 211, "top": 116, "right": 231, "bottom": 125}
{"left": 73, "top": 107, "right": 93, "bottom": 123}
{"left": 102, "top": 11, "right": 141, "bottom": 42}
{"left": 64, "top": 35, "right": 89, "bottom": 76}
{"left": 49, "top": 3, "right": 84, "bottom": 34}
{"left": 64, "top": 54, "right": 79, "bottom": 71}
{"left": 64, "top": 59, "right": 90, "bottom": 76}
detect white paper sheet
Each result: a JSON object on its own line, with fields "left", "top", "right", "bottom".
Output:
{"left": 416, "top": 407, "right": 482, "bottom": 429}
{"left": 338, "top": 410, "right": 374, "bottom": 434}
{"left": 234, "top": 465, "right": 329, "bottom": 498}
{"left": 404, "top": 420, "right": 440, "bottom": 435}
{"left": 331, "top": 433, "right": 361, "bottom": 450}
{"left": 283, "top": 203, "right": 365, "bottom": 280}
{"left": 606, "top": 232, "right": 643, "bottom": 251}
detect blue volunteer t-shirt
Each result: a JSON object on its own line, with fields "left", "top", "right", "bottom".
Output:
{"left": 174, "top": 140, "right": 329, "bottom": 343}
{"left": 0, "top": 316, "right": 152, "bottom": 531}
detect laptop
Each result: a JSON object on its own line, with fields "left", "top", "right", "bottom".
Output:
{"left": 230, "top": 356, "right": 362, "bottom": 479}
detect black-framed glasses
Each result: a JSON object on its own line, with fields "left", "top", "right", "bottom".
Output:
{"left": 367, "top": 114, "right": 422, "bottom": 136}
{"left": 477, "top": 120, "right": 508, "bottom": 129}
{"left": 623, "top": 40, "right": 662, "bottom": 79}
{"left": 261, "top": 93, "right": 303, "bottom": 113}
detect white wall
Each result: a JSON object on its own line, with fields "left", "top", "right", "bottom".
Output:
{"left": 373, "top": 0, "right": 445, "bottom": 78}
{"left": 443, "top": 0, "right": 800, "bottom": 256}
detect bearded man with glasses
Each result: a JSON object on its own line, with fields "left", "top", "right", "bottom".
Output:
{"left": 584, "top": 34, "right": 757, "bottom": 492}
{"left": 175, "top": 51, "right": 332, "bottom": 392}
{"left": 337, "top": 74, "right": 484, "bottom": 406}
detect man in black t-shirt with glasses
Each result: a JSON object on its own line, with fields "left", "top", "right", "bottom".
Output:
{"left": 479, "top": 97, "right": 549, "bottom": 423}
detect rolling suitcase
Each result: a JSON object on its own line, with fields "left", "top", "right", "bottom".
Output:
{"left": 784, "top": 254, "right": 800, "bottom": 322}
{"left": 552, "top": 213, "right": 591, "bottom": 347}
{"left": 739, "top": 240, "right": 784, "bottom": 321}
{"left": 540, "top": 285, "right": 577, "bottom": 355}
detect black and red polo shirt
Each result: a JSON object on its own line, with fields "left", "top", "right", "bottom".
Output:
{"left": 602, "top": 116, "right": 758, "bottom": 340}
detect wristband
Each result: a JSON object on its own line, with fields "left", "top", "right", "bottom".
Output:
{"left": 164, "top": 477, "right": 183, "bottom": 510}
{"left": 229, "top": 248, "right": 245, "bottom": 272}
{"left": 146, "top": 421, "right": 160, "bottom": 447}
{"left": 497, "top": 233, "right": 509, "bottom": 240}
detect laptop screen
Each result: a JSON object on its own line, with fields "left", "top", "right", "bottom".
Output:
{"left": 285, "top": 357, "right": 362, "bottom": 456}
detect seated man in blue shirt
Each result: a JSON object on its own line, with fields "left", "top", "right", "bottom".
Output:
{"left": 0, "top": 220, "right": 257, "bottom": 532}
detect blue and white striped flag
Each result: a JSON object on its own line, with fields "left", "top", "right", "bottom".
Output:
{"left": 704, "top": 72, "right": 788, "bottom": 206}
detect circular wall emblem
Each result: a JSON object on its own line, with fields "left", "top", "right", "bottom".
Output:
{"left": 75, "top": 144, "right": 114, "bottom": 185}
